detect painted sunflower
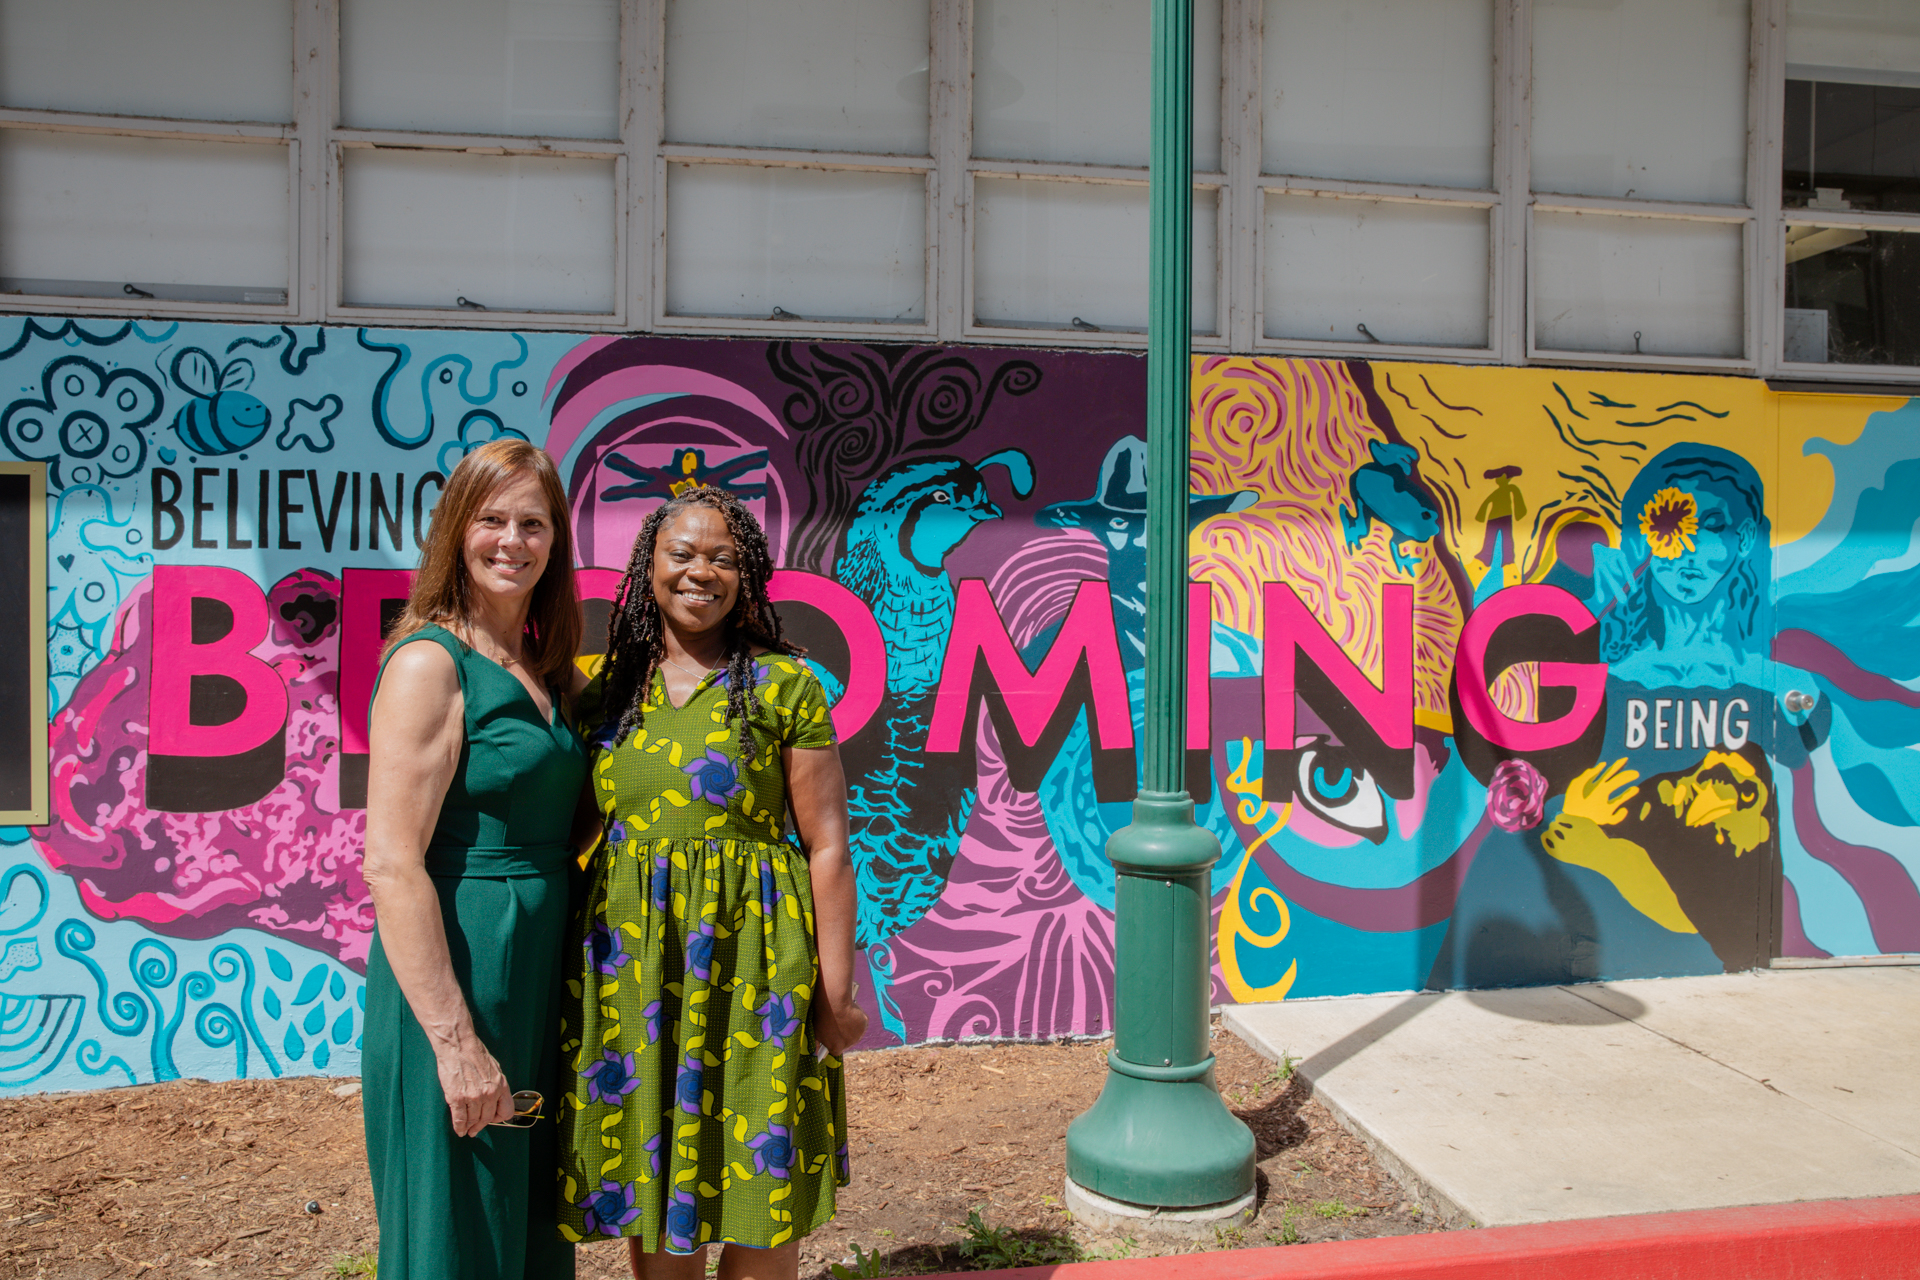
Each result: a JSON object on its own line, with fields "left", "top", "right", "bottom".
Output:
{"left": 1639, "top": 487, "right": 1698, "bottom": 559}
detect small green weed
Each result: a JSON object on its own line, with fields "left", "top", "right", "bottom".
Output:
{"left": 327, "top": 1255, "right": 377, "bottom": 1279}
{"left": 955, "top": 1207, "right": 1081, "bottom": 1270}
{"left": 1264, "top": 1051, "right": 1301, "bottom": 1085}
{"left": 1313, "top": 1200, "right": 1366, "bottom": 1220}
{"left": 1276, "top": 1205, "right": 1301, "bottom": 1245}
{"left": 830, "top": 1243, "right": 891, "bottom": 1279}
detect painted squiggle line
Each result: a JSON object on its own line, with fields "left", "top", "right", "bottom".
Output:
{"left": 1216, "top": 738, "right": 1297, "bottom": 1002}
{"left": 210, "top": 943, "right": 281, "bottom": 1078}
{"left": 75, "top": 1039, "right": 135, "bottom": 1086}
{"left": 1545, "top": 407, "right": 1600, "bottom": 461}
{"left": 1554, "top": 383, "right": 1590, "bottom": 420}
{"left": 53, "top": 920, "right": 147, "bottom": 1037}
{"left": 0, "top": 318, "right": 133, "bottom": 361}
{"left": 1616, "top": 414, "right": 1700, "bottom": 428}
{"left": 1419, "top": 374, "right": 1482, "bottom": 415}
{"left": 0, "top": 866, "right": 48, "bottom": 936}
{"left": 129, "top": 938, "right": 179, "bottom": 1080}
{"left": 1655, "top": 399, "right": 1731, "bottom": 418}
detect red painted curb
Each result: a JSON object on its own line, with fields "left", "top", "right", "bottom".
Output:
{"left": 896, "top": 1194, "right": 1920, "bottom": 1280}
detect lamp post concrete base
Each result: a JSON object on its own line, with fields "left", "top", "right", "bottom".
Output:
{"left": 1063, "top": 1179, "right": 1257, "bottom": 1240}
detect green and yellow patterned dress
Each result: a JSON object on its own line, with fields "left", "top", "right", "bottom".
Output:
{"left": 556, "top": 653, "right": 849, "bottom": 1252}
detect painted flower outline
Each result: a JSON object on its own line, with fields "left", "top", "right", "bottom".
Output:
{"left": 1639, "top": 487, "right": 1699, "bottom": 560}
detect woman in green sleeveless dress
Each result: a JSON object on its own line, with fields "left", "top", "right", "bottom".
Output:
{"left": 557, "top": 486, "right": 866, "bottom": 1280}
{"left": 362, "top": 439, "right": 590, "bottom": 1280}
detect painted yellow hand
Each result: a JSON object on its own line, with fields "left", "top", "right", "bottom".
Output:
{"left": 1562, "top": 758, "right": 1639, "bottom": 827}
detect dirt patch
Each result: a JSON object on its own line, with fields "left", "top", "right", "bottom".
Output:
{"left": 0, "top": 1025, "right": 1442, "bottom": 1278}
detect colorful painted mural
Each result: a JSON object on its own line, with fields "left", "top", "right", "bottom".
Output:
{"left": 3, "top": 315, "right": 1917, "bottom": 1093}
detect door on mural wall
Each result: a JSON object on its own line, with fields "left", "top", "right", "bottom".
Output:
{"left": 1769, "top": 392, "right": 1920, "bottom": 965}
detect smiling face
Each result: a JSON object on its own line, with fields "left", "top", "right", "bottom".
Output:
{"left": 461, "top": 469, "right": 553, "bottom": 611}
{"left": 1648, "top": 487, "right": 1754, "bottom": 607}
{"left": 651, "top": 503, "right": 742, "bottom": 643}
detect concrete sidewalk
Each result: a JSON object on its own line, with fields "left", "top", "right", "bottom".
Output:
{"left": 1223, "top": 967, "right": 1920, "bottom": 1229}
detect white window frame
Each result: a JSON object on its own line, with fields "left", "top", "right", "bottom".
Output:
{"left": 0, "top": 0, "right": 1911, "bottom": 383}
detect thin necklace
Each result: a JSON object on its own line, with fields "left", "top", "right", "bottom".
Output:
{"left": 660, "top": 654, "right": 716, "bottom": 681}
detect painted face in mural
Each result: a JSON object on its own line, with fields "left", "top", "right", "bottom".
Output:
{"left": 1648, "top": 488, "right": 1755, "bottom": 608}
{"left": 651, "top": 505, "right": 742, "bottom": 640}
{"left": 462, "top": 471, "right": 555, "bottom": 612}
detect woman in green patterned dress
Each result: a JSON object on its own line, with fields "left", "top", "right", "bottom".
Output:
{"left": 558, "top": 486, "right": 866, "bottom": 1280}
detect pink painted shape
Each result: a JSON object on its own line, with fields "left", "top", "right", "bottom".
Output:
{"left": 1263, "top": 581, "right": 1413, "bottom": 752}
{"left": 339, "top": 568, "right": 415, "bottom": 756}
{"left": 1188, "top": 581, "right": 1212, "bottom": 750}
{"left": 546, "top": 367, "right": 787, "bottom": 474}
{"left": 149, "top": 565, "right": 288, "bottom": 757}
{"left": 577, "top": 567, "right": 623, "bottom": 604}
{"left": 928, "top": 579, "right": 1134, "bottom": 754}
{"left": 543, "top": 335, "right": 622, "bottom": 402}
{"left": 1456, "top": 585, "right": 1606, "bottom": 752}
{"left": 768, "top": 570, "right": 886, "bottom": 741}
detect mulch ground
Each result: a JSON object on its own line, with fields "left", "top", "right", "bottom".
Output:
{"left": 0, "top": 1022, "right": 1445, "bottom": 1278}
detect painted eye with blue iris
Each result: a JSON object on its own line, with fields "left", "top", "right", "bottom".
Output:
{"left": 1276, "top": 736, "right": 1387, "bottom": 842}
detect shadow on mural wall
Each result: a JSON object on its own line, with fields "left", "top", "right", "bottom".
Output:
{"left": 4, "top": 317, "right": 1919, "bottom": 1091}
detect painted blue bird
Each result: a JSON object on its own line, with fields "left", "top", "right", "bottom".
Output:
{"left": 833, "top": 449, "right": 1034, "bottom": 953}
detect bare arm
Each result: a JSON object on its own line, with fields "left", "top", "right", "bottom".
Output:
{"left": 784, "top": 742, "right": 867, "bottom": 1056}
{"left": 363, "top": 641, "right": 513, "bottom": 1137}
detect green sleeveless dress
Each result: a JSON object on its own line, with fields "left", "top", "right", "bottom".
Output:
{"left": 555, "top": 654, "right": 849, "bottom": 1253}
{"left": 362, "top": 625, "right": 587, "bottom": 1280}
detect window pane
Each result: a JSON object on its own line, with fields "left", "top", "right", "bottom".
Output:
{"left": 1262, "top": 195, "right": 1487, "bottom": 347}
{"left": 665, "top": 0, "right": 928, "bottom": 154}
{"left": 1263, "top": 0, "right": 1491, "bottom": 189}
{"left": 1783, "top": 3, "right": 1920, "bottom": 214}
{"left": 973, "top": 180, "right": 1217, "bottom": 334}
{"left": 0, "top": 0, "right": 291, "bottom": 123}
{"left": 341, "top": 0, "right": 619, "bottom": 139}
{"left": 665, "top": 164, "right": 926, "bottom": 323}
{"left": 1534, "top": 213, "right": 1744, "bottom": 358}
{"left": 1532, "top": 0, "right": 1749, "bottom": 204}
{"left": 973, "top": 0, "right": 1223, "bottom": 170}
{"left": 1784, "top": 81, "right": 1920, "bottom": 212}
{"left": 342, "top": 150, "right": 616, "bottom": 313}
{"left": 0, "top": 131, "right": 286, "bottom": 301}
{"left": 1787, "top": 0, "right": 1920, "bottom": 85}
{"left": 1786, "top": 226, "right": 1920, "bottom": 366}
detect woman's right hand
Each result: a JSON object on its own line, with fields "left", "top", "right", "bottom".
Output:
{"left": 435, "top": 1040, "right": 514, "bottom": 1137}
{"left": 815, "top": 988, "right": 869, "bottom": 1057}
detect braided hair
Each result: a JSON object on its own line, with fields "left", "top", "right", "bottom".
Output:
{"left": 599, "top": 485, "right": 801, "bottom": 761}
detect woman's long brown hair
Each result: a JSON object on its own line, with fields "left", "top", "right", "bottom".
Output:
{"left": 381, "top": 438, "right": 581, "bottom": 689}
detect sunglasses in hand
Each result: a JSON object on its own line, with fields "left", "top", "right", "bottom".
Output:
{"left": 486, "top": 1090, "right": 546, "bottom": 1129}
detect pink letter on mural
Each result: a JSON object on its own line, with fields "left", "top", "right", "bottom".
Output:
{"left": 1188, "top": 581, "right": 1213, "bottom": 750}
{"left": 149, "top": 565, "right": 288, "bottom": 757}
{"left": 1263, "top": 581, "right": 1414, "bottom": 752}
{"left": 768, "top": 570, "right": 886, "bottom": 741}
{"left": 1455, "top": 584, "right": 1606, "bottom": 752}
{"left": 339, "top": 568, "right": 415, "bottom": 757}
{"left": 927, "top": 579, "right": 1133, "bottom": 754}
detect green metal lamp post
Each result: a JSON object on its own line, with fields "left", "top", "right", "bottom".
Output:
{"left": 1063, "top": 0, "right": 1257, "bottom": 1218}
